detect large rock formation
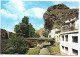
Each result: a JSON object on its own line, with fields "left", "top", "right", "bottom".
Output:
{"left": 43, "top": 4, "right": 78, "bottom": 30}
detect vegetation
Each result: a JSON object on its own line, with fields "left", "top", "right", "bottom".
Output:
{"left": 27, "top": 46, "right": 40, "bottom": 55}
{"left": 1, "top": 16, "right": 41, "bottom": 54}
{"left": 47, "top": 46, "right": 61, "bottom": 55}
{"left": 34, "top": 33, "right": 40, "bottom": 38}
{"left": 29, "top": 23, "right": 35, "bottom": 37}
{"left": 14, "top": 16, "right": 35, "bottom": 38}
{"left": 1, "top": 34, "right": 28, "bottom": 54}
{"left": 43, "top": 42, "right": 50, "bottom": 46}
{"left": 42, "top": 31, "right": 48, "bottom": 37}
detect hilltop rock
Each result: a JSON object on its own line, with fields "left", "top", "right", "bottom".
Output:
{"left": 47, "top": 4, "right": 69, "bottom": 11}
{"left": 43, "top": 4, "right": 79, "bottom": 30}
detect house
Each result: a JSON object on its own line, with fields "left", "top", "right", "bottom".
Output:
{"left": 1, "top": 29, "right": 14, "bottom": 39}
{"left": 54, "top": 30, "right": 61, "bottom": 46}
{"left": 61, "top": 17, "right": 79, "bottom": 32}
{"left": 60, "top": 17, "right": 79, "bottom": 55}
{"left": 7, "top": 31, "right": 14, "bottom": 38}
{"left": 1, "top": 29, "right": 8, "bottom": 39}
{"left": 48, "top": 28, "right": 61, "bottom": 46}
{"left": 48, "top": 28, "right": 59, "bottom": 38}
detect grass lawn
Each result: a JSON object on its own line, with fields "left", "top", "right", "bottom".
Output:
{"left": 47, "top": 46, "right": 61, "bottom": 55}
{"left": 27, "top": 46, "right": 40, "bottom": 55}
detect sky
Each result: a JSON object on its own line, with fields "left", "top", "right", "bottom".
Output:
{"left": 1, "top": 0, "right": 79, "bottom": 32}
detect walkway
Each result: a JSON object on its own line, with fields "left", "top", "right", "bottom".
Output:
{"left": 39, "top": 48, "right": 50, "bottom": 55}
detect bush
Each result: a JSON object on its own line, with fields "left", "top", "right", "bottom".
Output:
{"left": 43, "top": 42, "right": 50, "bottom": 46}
{"left": 27, "top": 47, "right": 40, "bottom": 55}
{"left": 1, "top": 34, "right": 28, "bottom": 54}
{"left": 42, "top": 31, "right": 48, "bottom": 37}
{"left": 34, "top": 33, "right": 40, "bottom": 38}
{"left": 47, "top": 46, "right": 61, "bottom": 55}
{"left": 1, "top": 39, "right": 10, "bottom": 54}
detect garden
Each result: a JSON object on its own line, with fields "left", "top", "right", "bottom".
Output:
{"left": 27, "top": 46, "right": 41, "bottom": 55}
{"left": 47, "top": 46, "right": 61, "bottom": 55}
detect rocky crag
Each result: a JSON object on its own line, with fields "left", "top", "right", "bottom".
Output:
{"left": 43, "top": 4, "right": 78, "bottom": 30}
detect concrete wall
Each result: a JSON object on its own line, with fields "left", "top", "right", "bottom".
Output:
{"left": 60, "top": 33, "right": 78, "bottom": 55}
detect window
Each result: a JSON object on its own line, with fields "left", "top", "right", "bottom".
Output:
{"left": 65, "top": 35, "right": 68, "bottom": 42}
{"left": 72, "top": 49, "right": 78, "bottom": 55}
{"left": 62, "top": 46, "right": 64, "bottom": 50}
{"left": 72, "top": 36, "right": 78, "bottom": 43}
{"left": 49, "top": 35, "right": 51, "bottom": 38}
{"left": 62, "top": 35, "right": 64, "bottom": 41}
{"left": 65, "top": 47, "right": 68, "bottom": 51}
{"left": 2, "top": 33, "right": 5, "bottom": 37}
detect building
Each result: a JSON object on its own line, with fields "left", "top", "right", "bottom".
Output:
{"left": 55, "top": 30, "right": 61, "bottom": 46}
{"left": 7, "top": 31, "right": 14, "bottom": 38}
{"left": 61, "top": 17, "right": 79, "bottom": 32}
{"left": 48, "top": 28, "right": 59, "bottom": 38}
{"left": 1, "top": 29, "right": 14, "bottom": 39}
{"left": 60, "top": 17, "right": 79, "bottom": 55}
{"left": 1, "top": 29, "right": 8, "bottom": 39}
{"left": 48, "top": 28, "right": 61, "bottom": 46}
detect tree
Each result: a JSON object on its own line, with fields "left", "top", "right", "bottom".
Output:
{"left": 34, "top": 33, "right": 40, "bottom": 38}
{"left": 1, "top": 34, "right": 28, "bottom": 54}
{"left": 42, "top": 31, "right": 48, "bottom": 37}
{"left": 22, "top": 16, "right": 29, "bottom": 24}
{"left": 14, "top": 16, "right": 35, "bottom": 38}
{"left": 29, "top": 23, "right": 35, "bottom": 37}
{"left": 14, "top": 16, "right": 29, "bottom": 38}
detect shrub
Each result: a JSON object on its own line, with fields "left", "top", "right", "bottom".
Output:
{"left": 34, "top": 33, "right": 40, "bottom": 38}
{"left": 42, "top": 31, "right": 48, "bottom": 37}
{"left": 47, "top": 46, "right": 61, "bottom": 55}
{"left": 27, "top": 46, "right": 40, "bottom": 55}
{"left": 1, "top": 34, "right": 28, "bottom": 54}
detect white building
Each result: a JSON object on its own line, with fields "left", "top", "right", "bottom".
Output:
{"left": 60, "top": 30, "right": 78, "bottom": 55}
{"left": 48, "top": 28, "right": 59, "bottom": 38}
{"left": 48, "top": 28, "right": 61, "bottom": 46}
{"left": 60, "top": 17, "right": 79, "bottom": 55}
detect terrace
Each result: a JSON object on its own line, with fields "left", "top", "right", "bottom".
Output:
{"left": 61, "top": 17, "right": 78, "bottom": 32}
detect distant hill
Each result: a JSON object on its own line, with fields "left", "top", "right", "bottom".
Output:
{"left": 35, "top": 28, "right": 45, "bottom": 38}
{"left": 43, "top": 4, "right": 79, "bottom": 30}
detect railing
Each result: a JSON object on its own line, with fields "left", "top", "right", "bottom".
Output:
{"left": 61, "top": 26, "right": 75, "bottom": 32}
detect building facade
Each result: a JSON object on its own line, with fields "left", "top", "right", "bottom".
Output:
{"left": 1, "top": 29, "right": 14, "bottom": 39}
{"left": 48, "top": 28, "right": 61, "bottom": 46}
{"left": 60, "top": 17, "right": 79, "bottom": 55}
{"left": 1, "top": 29, "right": 8, "bottom": 39}
{"left": 60, "top": 30, "right": 78, "bottom": 55}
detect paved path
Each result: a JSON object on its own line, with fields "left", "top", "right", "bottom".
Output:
{"left": 39, "top": 48, "right": 50, "bottom": 55}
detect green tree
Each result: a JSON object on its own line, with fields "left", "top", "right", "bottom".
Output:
{"left": 29, "top": 23, "right": 35, "bottom": 37}
{"left": 1, "top": 34, "right": 28, "bottom": 54}
{"left": 42, "top": 31, "right": 48, "bottom": 37}
{"left": 34, "top": 33, "right": 40, "bottom": 38}
{"left": 14, "top": 16, "right": 29, "bottom": 38}
{"left": 14, "top": 16, "right": 35, "bottom": 38}
{"left": 22, "top": 16, "right": 29, "bottom": 24}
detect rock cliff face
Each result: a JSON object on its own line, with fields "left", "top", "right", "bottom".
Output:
{"left": 43, "top": 4, "right": 79, "bottom": 30}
